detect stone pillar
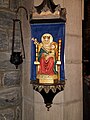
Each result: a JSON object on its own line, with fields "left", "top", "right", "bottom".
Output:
{"left": 0, "top": 0, "right": 22, "bottom": 120}
{"left": 33, "top": 0, "right": 83, "bottom": 120}
{"left": 21, "top": 0, "right": 34, "bottom": 120}
{"left": 64, "top": 0, "right": 83, "bottom": 119}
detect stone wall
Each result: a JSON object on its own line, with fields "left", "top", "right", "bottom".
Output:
{"left": 0, "top": 0, "right": 22, "bottom": 119}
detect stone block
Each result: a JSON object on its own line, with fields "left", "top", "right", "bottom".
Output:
{"left": 0, "top": 108, "right": 14, "bottom": 120}
{"left": 34, "top": 91, "right": 44, "bottom": 103}
{"left": 15, "top": 106, "right": 22, "bottom": 120}
{"left": 0, "top": 87, "right": 21, "bottom": 109}
{"left": 64, "top": 0, "right": 82, "bottom": 36}
{"left": 0, "top": 11, "right": 14, "bottom": 29}
{"left": 64, "top": 63, "right": 82, "bottom": 102}
{"left": 10, "top": 0, "right": 20, "bottom": 10}
{"left": 0, "top": 0, "right": 3, "bottom": 4}
{"left": 3, "top": 71, "right": 21, "bottom": 87}
{"left": 0, "top": 72, "right": 4, "bottom": 86}
{"left": 0, "top": 52, "right": 10, "bottom": 61}
{"left": 0, "top": 11, "right": 21, "bottom": 52}
{"left": 0, "top": 0, "right": 9, "bottom": 8}
{"left": 0, "top": 29, "right": 9, "bottom": 51}
{"left": 53, "top": 90, "right": 64, "bottom": 104}
{"left": 65, "top": 35, "right": 82, "bottom": 63}
{"left": 0, "top": 28, "right": 21, "bottom": 52}
{"left": 0, "top": 60, "right": 20, "bottom": 70}
{"left": 34, "top": 102, "right": 64, "bottom": 120}
{"left": 0, "top": 106, "right": 22, "bottom": 120}
{"left": 0, "top": 52, "right": 21, "bottom": 70}
{"left": 0, "top": 58, "right": 22, "bottom": 70}
{"left": 23, "top": 100, "right": 33, "bottom": 120}
{"left": 64, "top": 101, "right": 83, "bottom": 120}
{"left": 22, "top": 60, "right": 34, "bottom": 99}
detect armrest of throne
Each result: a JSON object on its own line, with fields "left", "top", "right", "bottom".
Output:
{"left": 56, "top": 61, "right": 61, "bottom": 65}
{"left": 34, "top": 61, "right": 40, "bottom": 65}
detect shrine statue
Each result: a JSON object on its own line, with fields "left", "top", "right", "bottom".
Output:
{"left": 32, "top": 33, "right": 61, "bottom": 84}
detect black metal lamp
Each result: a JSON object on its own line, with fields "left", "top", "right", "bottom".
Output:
{"left": 10, "top": 6, "right": 28, "bottom": 69}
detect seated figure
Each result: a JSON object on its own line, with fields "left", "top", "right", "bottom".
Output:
{"left": 32, "top": 33, "right": 61, "bottom": 84}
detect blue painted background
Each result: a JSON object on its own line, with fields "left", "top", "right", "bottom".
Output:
{"left": 30, "top": 23, "right": 65, "bottom": 81}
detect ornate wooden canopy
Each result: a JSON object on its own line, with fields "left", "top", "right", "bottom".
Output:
{"left": 30, "top": 0, "right": 66, "bottom": 23}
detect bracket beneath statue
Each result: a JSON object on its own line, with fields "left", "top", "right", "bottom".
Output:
{"left": 32, "top": 81, "right": 65, "bottom": 111}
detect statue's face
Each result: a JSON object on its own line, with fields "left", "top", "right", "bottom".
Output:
{"left": 42, "top": 35, "right": 50, "bottom": 44}
{"left": 42, "top": 33, "right": 53, "bottom": 44}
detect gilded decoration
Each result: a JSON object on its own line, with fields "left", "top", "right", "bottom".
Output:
{"left": 30, "top": 0, "right": 66, "bottom": 21}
